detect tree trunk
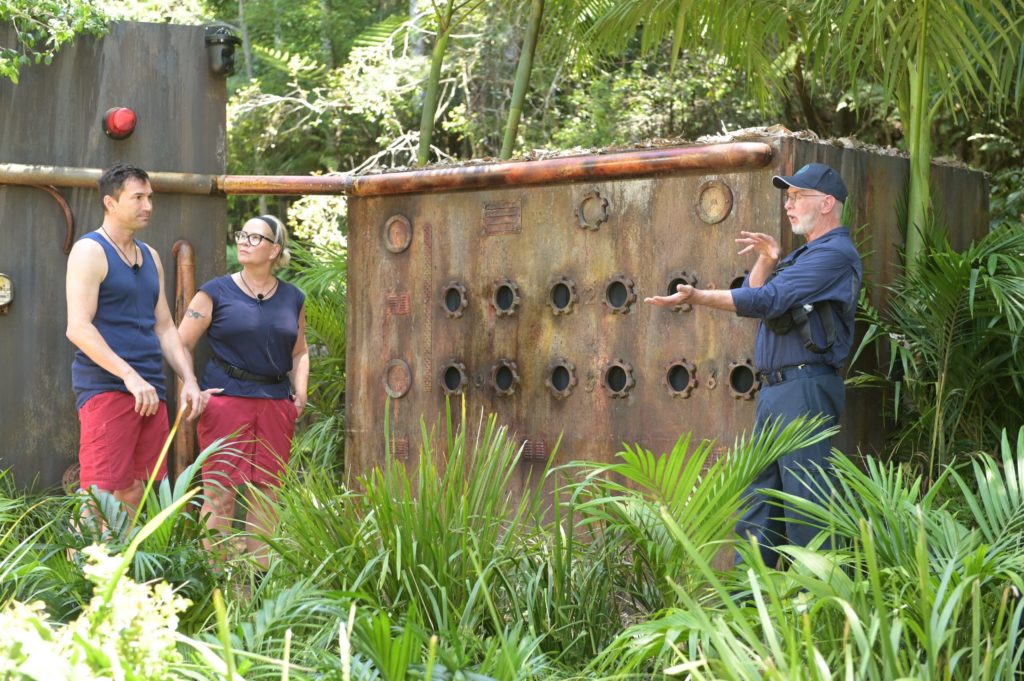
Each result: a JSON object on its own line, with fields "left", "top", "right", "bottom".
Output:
{"left": 416, "top": 2, "right": 453, "bottom": 167}
{"left": 904, "top": 57, "right": 932, "bottom": 270}
{"left": 500, "top": 0, "right": 544, "bottom": 159}
{"left": 238, "top": 0, "right": 267, "bottom": 214}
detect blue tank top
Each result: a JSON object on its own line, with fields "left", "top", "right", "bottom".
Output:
{"left": 71, "top": 231, "right": 166, "bottom": 409}
{"left": 199, "top": 275, "right": 305, "bottom": 399}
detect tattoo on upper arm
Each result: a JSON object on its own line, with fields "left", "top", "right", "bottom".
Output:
{"left": 186, "top": 308, "right": 205, "bottom": 319}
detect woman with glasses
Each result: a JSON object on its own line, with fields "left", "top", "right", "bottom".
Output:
{"left": 178, "top": 214, "right": 309, "bottom": 567}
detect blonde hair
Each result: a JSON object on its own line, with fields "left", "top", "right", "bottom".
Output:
{"left": 257, "top": 214, "right": 291, "bottom": 270}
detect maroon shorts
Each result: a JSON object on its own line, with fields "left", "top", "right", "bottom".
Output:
{"left": 78, "top": 391, "right": 170, "bottom": 492}
{"left": 197, "top": 395, "right": 297, "bottom": 488}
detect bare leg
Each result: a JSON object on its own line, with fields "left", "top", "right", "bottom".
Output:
{"left": 201, "top": 482, "right": 238, "bottom": 555}
{"left": 242, "top": 484, "right": 278, "bottom": 569}
{"left": 113, "top": 479, "right": 145, "bottom": 510}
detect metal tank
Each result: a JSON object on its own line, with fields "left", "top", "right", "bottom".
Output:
{"left": 345, "top": 136, "right": 988, "bottom": 493}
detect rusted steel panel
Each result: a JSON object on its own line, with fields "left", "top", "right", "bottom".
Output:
{"left": 347, "top": 156, "right": 776, "bottom": 491}
{"left": 346, "top": 139, "right": 988, "bottom": 488}
{"left": 0, "top": 22, "right": 227, "bottom": 488}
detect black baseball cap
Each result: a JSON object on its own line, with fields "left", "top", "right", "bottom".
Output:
{"left": 772, "top": 163, "right": 848, "bottom": 203}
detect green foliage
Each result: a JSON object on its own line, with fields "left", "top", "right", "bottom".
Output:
{"left": 854, "top": 224, "right": 1024, "bottom": 482}
{"left": 0, "top": 0, "right": 108, "bottom": 84}
{"left": 550, "top": 49, "right": 770, "bottom": 149}
{"left": 595, "top": 430, "right": 1024, "bottom": 678}
{"left": 287, "top": 240, "right": 347, "bottom": 472}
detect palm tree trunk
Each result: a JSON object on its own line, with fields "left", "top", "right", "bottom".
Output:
{"left": 500, "top": 0, "right": 545, "bottom": 159}
{"left": 238, "top": 0, "right": 268, "bottom": 214}
{"left": 416, "top": 0, "right": 454, "bottom": 167}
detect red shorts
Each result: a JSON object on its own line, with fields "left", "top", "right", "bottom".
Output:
{"left": 197, "top": 395, "right": 297, "bottom": 488}
{"left": 78, "top": 391, "right": 170, "bottom": 492}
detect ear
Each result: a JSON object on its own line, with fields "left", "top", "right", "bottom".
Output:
{"left": 102, "top": 194, "right": 115, "bottom": 213}
{"left": 819, "top": 195, "right": 836, "bottom": 214}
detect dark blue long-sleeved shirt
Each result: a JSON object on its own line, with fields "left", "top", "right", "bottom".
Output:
{"left": 730, "top": 227, "right": 862, "bottom": 372}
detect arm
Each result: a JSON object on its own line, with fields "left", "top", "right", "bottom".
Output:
{"left": 732, "top": 246, "right": 854, "bottom": 319}
{"left": 644, "top": 285, "right": 737, "bottom": 311}
{"left": 645, "top": 229, "right": 784, "bottom": 312}
{"left": 149, "top": 247, "right": 202, "bottom": 419}
{"left": 289, "top": 306, "right": 310, "bottom": 418}
{"left": 66, "top": 239, "right": 161, "bottom": 416}
{"left": 177, "top": 291, "right": 214, "bottom": 353}
{"left": 734, "top": 231, "right": 781, "bottom": 287}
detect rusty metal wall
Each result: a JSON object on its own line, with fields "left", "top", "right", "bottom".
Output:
{"left": 346, "top": 138, "right": 987, "bottom": 487}
{"left": 0, "top": 22, "right": 227, "bottom": 489}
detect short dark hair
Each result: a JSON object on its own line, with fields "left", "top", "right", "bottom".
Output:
{"left": 98, "top": 162, "right": 150, "bottom": 208}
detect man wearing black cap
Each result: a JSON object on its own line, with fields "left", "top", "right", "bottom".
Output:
{"left": 645, "top": 162, "right": 862, "bottom": 567}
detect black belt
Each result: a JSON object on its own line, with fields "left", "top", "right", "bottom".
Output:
{"left": 758, "top": 363, "right": 836, "bottom": 386}
{"left": 213, "top": 357, "right": 287, "bottom": 384}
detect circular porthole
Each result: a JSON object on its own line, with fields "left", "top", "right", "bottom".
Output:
{"left": 382, "top": 214, "right": 413, "bottom": 253}
{"left": 575, "top": 189, "right": 610, "bottom": 230}
{"left": 441, "top": 281, "right": 468, "bottom": 318}
{"left": 730, "top": 272, "right": 749, "bottom": 289}
{"left": 727, "top": 359, "right": 760, "bottom": 400}
{"left": 664, "top": 359, "right": 698, "bottom": 398}
{"left": 383, "top": 359, "right": 413, "bottom": 398}
{"left": 490, "top": 359, "right": 520, "bottom": 396}
{"left": 603, "top": 360, "right": 635, "bottom": 398}
{"left": 439, "top": 360, "right": 468, "bottom": 395}
{"left": 548, "top": 276, "right": 577, "bottom": 316}
{"left": 695, "top": 180, "right": 734, "bottom": 225}
{"left": 545, "top": 358, "right": 577, "bottom": 398}
{"left": 665, "top": 269, "right": 697, "bottom": 312}
{"left": 492, "top": 278, "right": 521, "bottom": 317}
{"left": 603, "top": 274, "right": 636, "bottom": 314}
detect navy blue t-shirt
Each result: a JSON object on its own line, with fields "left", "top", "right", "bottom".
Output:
{"left": 71, "top": 231, "right": 166, "bottom": 409}
{"left": 199, "top": 275, "right": 304, "bottom": 399}
{"left": 731, "top": 227, "right": 862, "bottom": 372}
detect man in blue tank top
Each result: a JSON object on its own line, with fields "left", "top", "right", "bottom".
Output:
{"left": 65, "top": 163, "right": 203, "bottom": 508}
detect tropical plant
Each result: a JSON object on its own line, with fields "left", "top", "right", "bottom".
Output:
{"left": 573, "top": 416, "right": 835, "bottom": 613}
{"left": 0, "top": 0, "right": 108, "bottom": 83}
{"left": 286, "top": 239, "right": 348, "bottom": 472}
{"left": 596, "top": 428, "right": 1024, "bottom": 678}
{"left": 582, "top": 0, "right": 1024, "bottom": 267}
{"left": 853, "top": 224, "right": 1024, "bottom": 482}
{"left": 415, "top": 0, "right": 486, "bottom": 166}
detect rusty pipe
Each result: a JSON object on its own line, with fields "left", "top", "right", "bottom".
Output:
{"left": 31, "top": 185, "right": 76, "bottom": 254}
{"left": 221, "top": 143, "right": 774, "bottom": 196}
{"left": 171, "top": 239, "right": 198, "bottom": 477}
{"left": 0, "top": 163, "right": 219, "bottom": 195}
{"left": 347, "top": 142, "right": 773, "bottom": 196}
{"left": 0, "top": 143, "right": 773, "bottom": 198}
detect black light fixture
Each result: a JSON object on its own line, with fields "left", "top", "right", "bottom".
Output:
{"left": 205, "top": 25, "right": 242, "bottom": 78}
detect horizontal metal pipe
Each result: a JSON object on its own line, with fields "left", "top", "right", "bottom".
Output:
{"left": 0, "top": 163, "right": 219, "bottom": 195}
{"left": 345, "top": 142, "right": 774, "bottom": 196}
{"left": 0, "top": 143, "right": 773, "bottom": 198}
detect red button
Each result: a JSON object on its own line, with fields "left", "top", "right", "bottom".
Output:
{"left": 103, "top": 107, "right": 137, "bottom": 139}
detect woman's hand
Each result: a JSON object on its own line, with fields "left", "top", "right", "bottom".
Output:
{"left": 200, "top": 387, "right": 224, "bottom": 412}
{"left": 292, "top": 393, "right": 307, "bottom": 419}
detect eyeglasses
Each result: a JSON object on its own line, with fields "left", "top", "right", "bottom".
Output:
{"left": 233, "top": 230, "right": 274, "bottom": 247}
{"left": 785, "top": 191, "right": 828, "bottom": 204}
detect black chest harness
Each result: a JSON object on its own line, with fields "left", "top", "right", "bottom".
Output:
{"left": 764, "top": 246, "right": 837, "bottom": 355}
